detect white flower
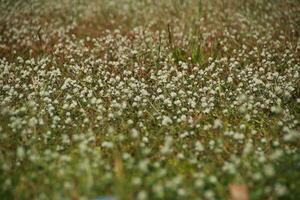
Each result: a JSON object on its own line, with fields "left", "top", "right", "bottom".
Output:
{"left": 264, "top": 164, "right": 275, "bottom": 177}
{"left": 227, "top": 76, "right": 233, "bottom": 83}
{"left": 131, "top": 128, "right": 139, "bottom": 138}
{"left": 213, "top": 119, "right": 222, "bottom": 129}
{"left": 195, "top": 141, "right": 204, "bottom": 152}
{"left": 162, "top": 116, "right": 172, "bottom": 126}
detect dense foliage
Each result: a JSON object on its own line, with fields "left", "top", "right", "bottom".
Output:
{"left": 0, "top": 0, "right": 300, "bottom": 199}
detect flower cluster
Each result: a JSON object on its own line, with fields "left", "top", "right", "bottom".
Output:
{"left": 0, "top": 0, "right": 300, "bottom": 199}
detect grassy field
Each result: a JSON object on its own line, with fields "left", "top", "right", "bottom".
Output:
{"left": 0, "top": 0, "right": 300, "bottom": 199}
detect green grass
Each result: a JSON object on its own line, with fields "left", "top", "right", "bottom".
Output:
{"left": 0, "top": 0, "right": 300, "bottom": 199}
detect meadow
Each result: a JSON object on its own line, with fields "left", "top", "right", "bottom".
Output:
{"left": 0, "top": 0, "right": 300, "bottom": 199}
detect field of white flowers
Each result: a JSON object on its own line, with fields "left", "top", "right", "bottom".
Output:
{"left": 0, "top": 0, "right": 300, "bottom": 199}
